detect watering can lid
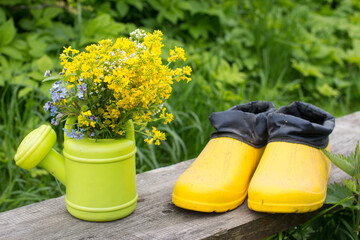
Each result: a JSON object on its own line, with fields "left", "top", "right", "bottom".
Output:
{"left": 14, "top": 125, "right": 56, "bottom": 170}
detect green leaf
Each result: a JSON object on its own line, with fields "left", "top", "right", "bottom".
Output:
{"left": 42, "top": 76, "right": 61, "bottom": 82}
{"left": 43, "top": 7, "right": 63, "bottom": 20}
{"left": 0, "top": 45, "right": 23, "bottom": 60}
{"left": 27, "top": 34, "right": 47, "bottom": 58}
{"left": 353, "top": 142, "right": 360, "bottom": 182}
{"left": 0, "top": 0, "right": 22, "bottom": 5}
{"left": 213, "top": 60, "right": 246, "bottom": 86}
{"left": 311, "top": 44, "right": 331, "bottom": 59}
{"left": 37, "top": 55, "right": 54, "bottom": 73}
{"left": 345, "top": 49, "right": 360, "bottom": 66}
{"left": 81, "top": 105, "right": 89, "bottom": 112}
{"left": 18, "top": 18, "right": 35, "bottom": 31}
{"left": 188, "top": 24, "right": 207, "bottom": 39}
{"left": 162, "top": 9, "right": 183, "bottom": 24}
{"left": 116, "top": 2, "right": 130, "bottom": 17}
{"left": 177, "top": 1, "right": 194, "bottom": 11}
{"left": 334, "top": 78, "right": 352, "bottom": 89}
{"left": 128, "top": 0, "right": 144, "bottom": 11}
{"left": 28, "top": 72, "right": 45, "bottom": 81}
{"left": 0, "top": 19, "right": 16, "bottom": 46}
{"left": 18, "top": 87, "right": 34, "bottom": 99}
{"left": 84, "top": 14, "right": 111, "bottom": 37}
{"left": 30, "top": 9, "right": 42, "bottom": 20}
{"left": 105, "top": 22, "right": 126, "bottom": 36}
{"left": 29, "top": 168, "right": 48, "bottom": 178}
{"left": 342, "top": 179, "right": 359, "bottom": 194}
{"left": 40, "top": 81, "right": 53, "bottom": 94}
{"left": 243, "top": 58, "right": 257, "bottom": 70}
{"left": 325, "top": 182, "right": 354, "bottom": 208}
{"left": 291, "top": 60, "right": 324, "bottom": 79}
{"left": 177, "top": 1, "right": 207, "bottom": 14}
{"left": 0, "top": 54, "right": 8, "bottom": 68}
{"left": 323, "top": 149, "right": 355, "bottom": 177}
{"left": 0, "top": 7, "right": 6, "bottom": 24}
{"left": 12, "top": 39, "right": 28, "bottom": 51}
{"left": 13, "top": 75, "right": 37, "bottom": 86}
{"left": 317, "top": 83, "right": 339, "bottom": 97}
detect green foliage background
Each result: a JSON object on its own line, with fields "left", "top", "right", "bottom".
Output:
{"left": 1, "top": 0, "right": 360, "bottom": 227}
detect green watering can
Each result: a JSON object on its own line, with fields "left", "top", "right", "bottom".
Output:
{"left": 14, "top": 120, "right": 138, "bottom": 222}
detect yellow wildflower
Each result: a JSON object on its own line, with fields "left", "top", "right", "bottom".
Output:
{"left": 167, "top": 46, "right": 186, "bottom": 62}
{"left": 53, "top": 29, "right": 191, "bottom": 142}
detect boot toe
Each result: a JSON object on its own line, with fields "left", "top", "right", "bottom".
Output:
{"left": 247, "top": 142, "right": 331, "bottom": 213}
{"left": 172, "top": 180, "right": 247, "bottom": 212}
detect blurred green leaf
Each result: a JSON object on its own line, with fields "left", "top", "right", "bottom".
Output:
{"left": 0, "top": 19, "right": 16, "bottom": 46}
{"left": 18, "top": 17, "right": 35, "bottom": 31}
{"left": 317, "top": 83, "right": 339, "bottom": 97}
{"left": 292, "top": 60, "right": 324, "bottom": 79}
{"left": 18, "top": 87, "right": 34, "bottom": 99}
{"left": 43, "top": 7, "right": 63, "bottom": 20}
{"left": 0, "top": 54, "right": 8, "bottom": 67}
{"left": 29, "top": 168, "right": 49, "bottom": 178}
{"left": 0, "top": 7, "right": 6, "bottom": 24}
{"left": 52, "top": 23, "right": 75, "bottom": 42}
{"left": 28, "top": 72, "right": 44, "bottom": 81}
{"left": 128, "top": 0, "right": 145, "bottom": 11}
{"left": 334, "top": 78, "right": 352, "bottom": 89}
{"left": 0, "top": 0, "right": 22, "bottom": 5}
{"left": 12, "top": 39, "right": 28, "bottom": 52}
{"left": 345, "top": 49, "right": 360, "bottom": 66}
{"left": 116, "top": 2, "right": 130, "bottom": 17}
{"left": 85, "top": 14, "right": 111, "bottom": 36}
{"left": 27, "top": 34, "right": 47, "bottom": 58}
{"left": 36, "top": 55, "right": 54, "bottom": 73}
{"left": 243, "top": 58, "right": 257, "bottom": 70}
{"left": 30, "top": 9, "right": 42, "bottom": 20}
{"left": 13, "top": 74, "right": 37, "bottom": 86}
{"left": 0, "top": 46, "right": 22, "bottom": 60}
{"left": 213, "top": 60, "right": 246, "bottom": 86}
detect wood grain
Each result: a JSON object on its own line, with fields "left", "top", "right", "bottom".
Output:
{"left": 1, "top": 112, "right": 359, "bottom": 240}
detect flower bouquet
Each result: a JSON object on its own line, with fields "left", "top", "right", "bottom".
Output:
{"left": 13, "top": 29, "right": 192, "bottom": 221}
{"left": 44, "top": 29, "right": 191, "bottom": 144}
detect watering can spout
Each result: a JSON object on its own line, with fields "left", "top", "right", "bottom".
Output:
{"left": 14, "top": 125, "right": 66, "bottom": 185}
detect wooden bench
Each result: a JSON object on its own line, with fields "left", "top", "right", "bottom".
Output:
{"left": 1, "top": 111, "right": 360, "bottom": 240}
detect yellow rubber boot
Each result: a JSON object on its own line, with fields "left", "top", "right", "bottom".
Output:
{"left": 172, "top": 101, "right": 276, "bottom": 212}
{"left": 248, "top": 101, "right": 335, "bottom": 213}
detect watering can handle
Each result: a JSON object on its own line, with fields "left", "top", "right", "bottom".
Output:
{"left": 64, "top": 117, "right": 135, "bottom": 141}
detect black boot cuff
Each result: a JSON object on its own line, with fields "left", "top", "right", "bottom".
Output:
{"left": 267, "top": 101, "right": 335, "bottom": 149}
{"left": 209, "top": 101, "right": 276, "bottom": 148}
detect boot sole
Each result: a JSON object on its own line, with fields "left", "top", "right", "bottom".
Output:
{"left": 172, "top": 193, "right": 247, "bottom": 213}
{"left": 247, "top": 197, "right": 325, "bottom": 213}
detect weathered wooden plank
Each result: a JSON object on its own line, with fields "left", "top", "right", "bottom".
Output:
{"left": 0, "top": 111, "right": 359, "bottom": 240}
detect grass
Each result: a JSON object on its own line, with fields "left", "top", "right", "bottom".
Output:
{"left": 0, "top": 84, "right": 65, "bottom": 212}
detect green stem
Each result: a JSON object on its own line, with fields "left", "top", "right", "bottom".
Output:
{"left": 76, "top": 0, "right": 82, "bottom": 49}
{"left": 301, "top": 196, "right": 354, "bottom": 231}
{"left": 355, "top": 209, "right": 360, "bottom": 232}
